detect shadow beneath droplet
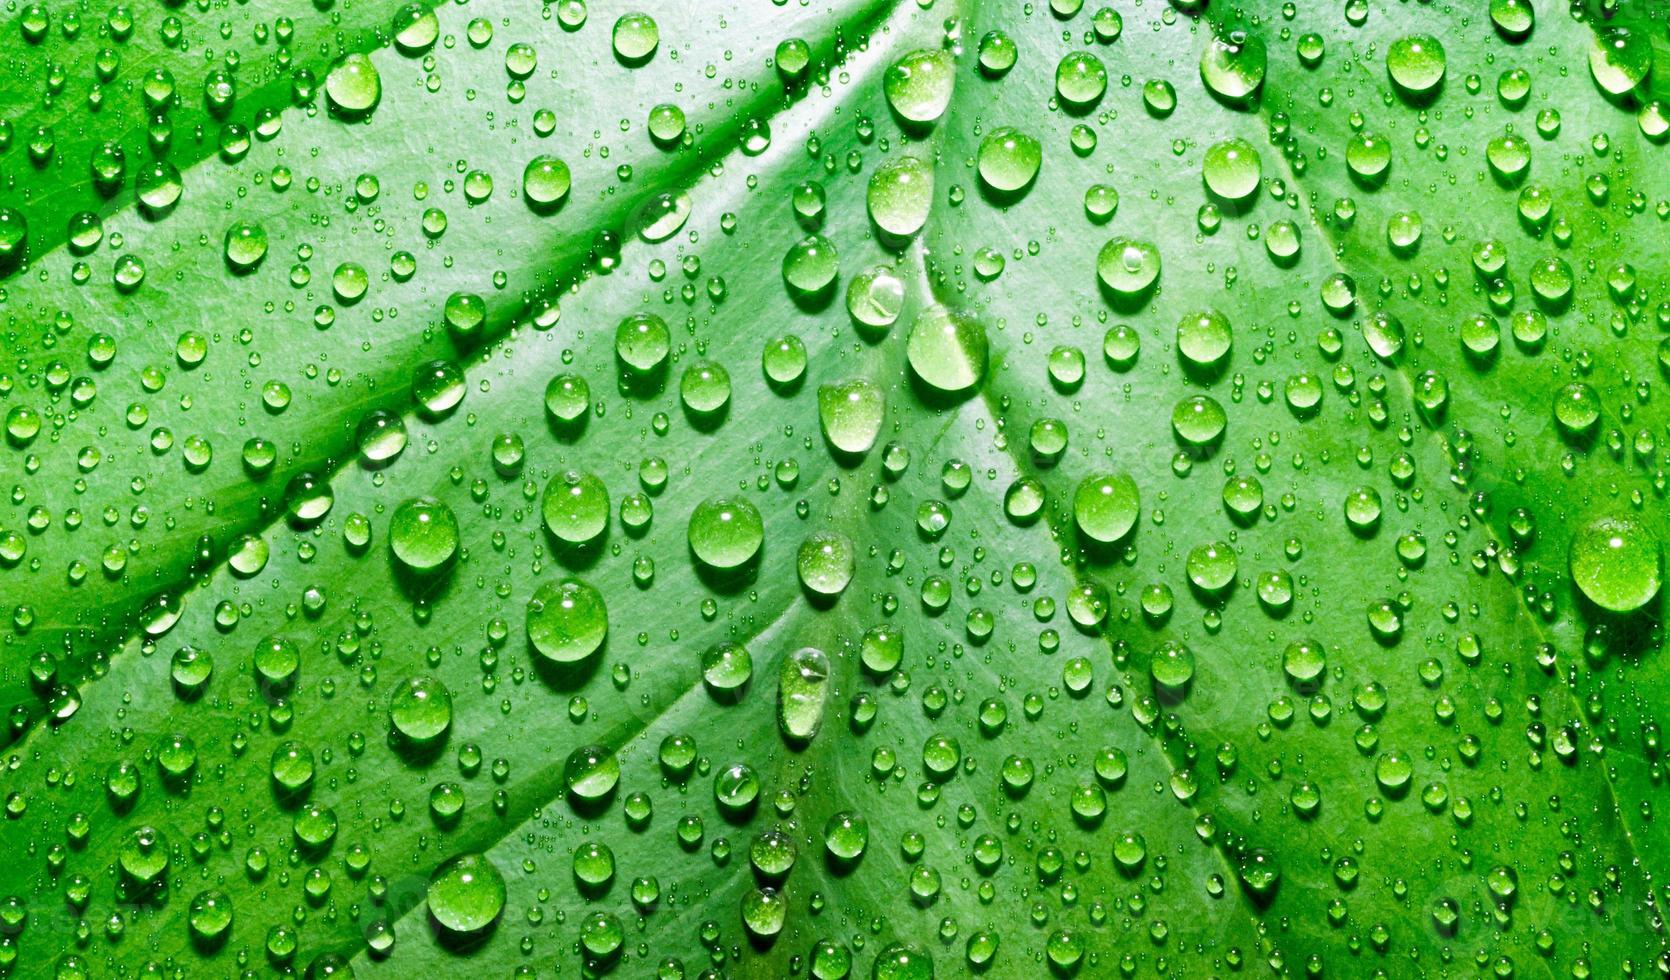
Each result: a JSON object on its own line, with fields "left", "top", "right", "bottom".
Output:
{"left": 1392, "top": 80, "right": 1443, "bottom": 107}
{"left": 1204, "top": 188, "right": 1257, "bottom": 218}
{"left": 389, "top": 730, "right": 448, "bottom": 768}
{"left": 1349, "top": 166, "right": 1390, "bottom": 191}
{"left": 547, "top": 413, "right": 589, "bottom": 444}
{"left": 976, "top": 179, "right": 1036, "bottom": 209}
{"left": 1205, "top": 88, "right": 1260, "bottom": 113}
{"left": 1097, "top": 280, "right": 1157, "bottom": 314}
{"left": 869, "top": 223, "right": 918, "bottom": 255}
{"left": 392, "top": 559, "right": 456, "bottom": 604}
{"left": 799, "top": 586, "right": 841, "bottom": 610}
{"left": 906, "top": 372, "right": 981, "bottom": 411}
{"left": 616, "top": 360, "right": 669, "bottom": 399}
{"left": 787, "top": 280, "right": 837, "bottom": 313}
{"left": 526, "top": 196, "right": 569, "bottom": 218}
{"left": 1077, "top": 536, "right": 1134, "bottom": 566}
{"left": 429, "top": 915, "right": 497, "bottom": 954}
{"left": 683, "top": 402, "right": 729, "bottom": 433}
{"left": 532, "top": 646, "right": 604, "bottom": 694}
{"left": 717, "top": 797, "right": 758, "bottom": 824}
{"left": 693, "top": 554, "right": 758, "bottom": 596}
{"left": 547, "top": 530, "right": 608, "bottom": 571}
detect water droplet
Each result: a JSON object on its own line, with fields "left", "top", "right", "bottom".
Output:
{"left": 543, "top": 470, "right": 609, "bottom": 546}
{"left": 426, "top": 853, "right": 505, "bottom": 936}
{"left": 1569, "top": 515, "right": 1660, "bottom": 613}
{"left": 1202, "top": 138, "right": 1261, "bottom": 202}
{"left": 1096, "top": 238, "right": 1160, "bottom": 299}
{"left": 526, "top": 579, "right": 608, "bottom": 662}
{"left": 389, "top": 497, "right": 459, "bottom": 573}
{"left": 976, "top": 128, "right": 1042, "bottom": 194}
{"left": 1386, "top": 35, "right": 1445, "bottom": 97}
{"left": 688, "top": 496, "right": 764, "bottom": 570}
{"left": 522, "top": 155, "right": 571, "bottom": 210}
{"left": 907, "top": 305, "right": 988, "bottom": 396}
{"left": 885, "top": 50, "right": 955, "bottom": 126}
{"left": 1073, "top": 474, "right": 1140, "bottom": 545}
{"left": 778, "top": 647, "right": 830, "bottom": 743}
{"left": 819, "top": 379, "right": 884, "bottom": 455}
{"left": 611, "top": 12, "right": 659, "bottom": 64}
{"left": 325, "top": 52, "right": 380, "bottom": 116}
{"left": 1200, "top": 30, "right": 1266, "bottom": 105}
{"left": 389, "top": 675, "right": 452, "bottom": 744}
{"left": 867, "top": 156, "right": 933, "bottom": 240}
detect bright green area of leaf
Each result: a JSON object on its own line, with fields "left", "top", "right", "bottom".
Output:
{"left": 2, "top": 0, "right": 1669, "bottom": 977}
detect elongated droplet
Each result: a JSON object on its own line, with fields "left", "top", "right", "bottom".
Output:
{"left": 777, "top": 647, "right": 830, "bottom": 743}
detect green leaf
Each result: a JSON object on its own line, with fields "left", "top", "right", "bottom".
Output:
{"left": 3, "top": 0, "right": 1669, "bottom": 976}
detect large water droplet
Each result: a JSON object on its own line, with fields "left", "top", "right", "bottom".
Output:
{"left": 325, "top": 52, "right": 381, "bottom": 116}
{"left": 819, "top": 379, "right": 884, "bottom": 456}
{"left": 427, "top": 853, "right": 505, "bottom": 936}
{"left": 884, "top": 50, "right": 955, "bottom": 126}
{"left": 389, "top": 497, "right": 459, "bottom": 573}
{"left": 526, "top": 579, "right": 608, "bottom": 662}
{"left": 688, "top": 496, "right": 764, "bottom": 570}
{"left": 907, "top": 305, "right": 988, "bottom": 397}
{"left": 1569, "top": 515, "right": 1660, "bottom": 613}
{"left": 777, "top": 647, "right": 830, "bottom": 743}
{"left": 1073, "top": 474, "right": 1140, "bottom": 545}
{"left": 867, "top": 156, "right": 934, "bottom": 238}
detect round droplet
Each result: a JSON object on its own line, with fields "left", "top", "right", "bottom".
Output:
{"left": 867, "top": 156, "right": 933, "bottom": 238}
{"left": 976, "top": 128, "right": 1042, "bottom": 193}
{"left": 1553, "top": 383, "right": 1601, "bottom": 437}
{"left": 615, "top": 313, "right": 670, "bottom": 374}
{"left": 819, "top": 379, "right": 884, "bottom": 455}
{"left": 1055, "top": 51, "right": 1107, "bottom": 107}
{"left": 783, "top": 234, "right": 839, "bottom": 293}
{"left": 1283, "top": 639, "right": 1327, "bottom": 689}
{"left": 884, "top": 50, "right": 955, "bottom": 125}
{"left": 188, "top": 890, "right": 234, "bottom": 946}
{"left": 1386, "top": 35, "right": 1446, "bottom": 96}
{"left": 612, "top": 12, "right": 659, "bottom": 63}
{"left": 797, "top": 532, "right": 855, "bottom": 598}
{"left": 1202, "top": 138, "right": 1261, "bottom": 202}
{"left": 688, "top": 496, "right": 764, "bottom": 570}
{"left": 325, "top": 52, "right": 380, "bottom": 115}
{"left": 847, "top": 266, "right": 906, "bottom": 332}
{"left": 542, "top": 471, "right": 609, "bottom": 546}
{"left": 1073, "top": 474, "right": 1140, "bottom": 545}
{"left": 1172, "top": 395, "right": 1226, "bottom": 447}
{"left": 427, "top": 854, "right": 505, "bottom": 936}
{"left": 1346, "top": 134, "right": 1392, "bottom": 185}
{"left": 1177, "top": 310, "right": 1233, "bottom": 371}
{"left": 223, "top": 221, "right": 267, "bottom": 271}
{"left": 907, "top": 305, "right": 988, "bottom": 396}
{"left": 1569, "top": 515, "right": 1660, "bottom": 613}
{"left": 565, "top": 744, "right": 620, "bottom": 802}
{"left": 1201, "top": 31, "right": 1266, "bottom": 104}
{"left": 390, "top": 675, "right": 452, "bottom": 743}
{"left": 763, "top": 335, "right": 809, "bottom": 387}
{"left": 1491, "top": 0, "right": 1534, "bottom": 40}
{"left": 680, "top": 360, "right": 731, "bottom": 416}
{"left": 1097, "top": 238, "right": 1161, "bottom": 300}
{"left": 527, "top": 579, "right": 608, "bottom": 662}
{"left": 389, "top": 497, "right": 459, "bottom": 573}
{"left": 523, "top": 156, "right": 571, "bottom": 209}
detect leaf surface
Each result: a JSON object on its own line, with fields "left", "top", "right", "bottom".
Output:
{"left": 2, "top": 0, "right": 1668, "bottom": 977}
